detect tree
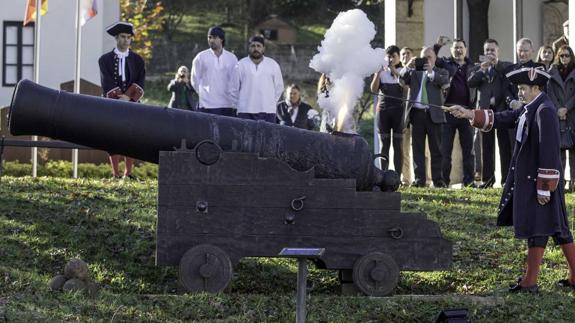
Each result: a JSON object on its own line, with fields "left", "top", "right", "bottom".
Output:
{"left": 467, "top": 0, "right": 490, "bottom": 61}
{"left": 120, "top": 0, "right": 165, "bottom": 62}
{"left": 162, "top": 0, "right": 188, "bottom": 41}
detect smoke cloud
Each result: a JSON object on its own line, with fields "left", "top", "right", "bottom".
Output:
{"left": 309, "top": 9, "right": 385, "bottom": 133}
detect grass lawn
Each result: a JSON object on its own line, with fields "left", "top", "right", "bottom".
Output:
{"left": 1, "top": 176, "right": 575, "bottom": 321}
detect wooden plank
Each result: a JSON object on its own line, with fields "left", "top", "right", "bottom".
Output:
{"left": 158, "top": 185, "right": 401, "bottom": 209}
{"left": 157, "top": 207, "right": 439, "bottom": 238}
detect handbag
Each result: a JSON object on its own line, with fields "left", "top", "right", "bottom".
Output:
{"left": 560, "top": 120, "right": 574, "bottom": 150}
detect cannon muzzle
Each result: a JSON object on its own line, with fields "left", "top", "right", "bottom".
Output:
{"left": 9, "top": 79, "right": 398, "bottom": 191}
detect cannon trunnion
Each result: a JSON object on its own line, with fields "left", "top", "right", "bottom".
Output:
{"left": 157, "top": 142, "right": 452, "bottom": 296}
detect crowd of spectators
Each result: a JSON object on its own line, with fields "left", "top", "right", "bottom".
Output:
{"left": 162, "top": 23, "right": 575, "bottom": 190}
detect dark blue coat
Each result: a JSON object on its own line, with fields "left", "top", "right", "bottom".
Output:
{"left": 98, "top": 49, "right": 145, "bottom": 99}
{"left": 493, "top": 92, "right": 571, "bottom": 239}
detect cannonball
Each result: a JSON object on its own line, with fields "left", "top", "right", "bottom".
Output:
{"left": 64, "top": 259, "right": 89, "bottom": 280}
{"left": 49, "top": 274, "right": 67, "bottom": 291}
{"left": 62, "top": 278, "right": 87, "bottom": 292}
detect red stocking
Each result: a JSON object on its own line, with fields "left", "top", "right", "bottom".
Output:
{"left": 522, "top": 247, "right": 545, "bottom": 287}
{"left": 560, "top": 242, "right": 575, "bottom": 283}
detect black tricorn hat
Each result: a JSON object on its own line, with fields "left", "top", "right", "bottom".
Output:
{"left": 506, "top": 67, "right": 550, "bottom": 87}
{"left": 106, "top": 21, "right": 134, "bottom": 36}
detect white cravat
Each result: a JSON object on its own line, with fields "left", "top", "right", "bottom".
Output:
{"left": 516, "top": 108, "right": 527, "bottom": 143}
{"left": 113, "top": 48, "right": 130, "bottom": 82}
{"left": 516, "top": 93, "right": 543, "bottom": 143}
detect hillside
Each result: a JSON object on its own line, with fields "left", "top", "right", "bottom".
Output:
{"left": 1, "top": 177, "right": 574, "bottom": 321}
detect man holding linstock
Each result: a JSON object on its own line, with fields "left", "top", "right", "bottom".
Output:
{"left": 98, "top": 21, "right": 145, "bottom": 179}
{"left": 446, "top": 67, "right": 575, "bottom": 293}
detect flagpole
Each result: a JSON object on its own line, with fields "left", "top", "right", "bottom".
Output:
{"left": 373, "top": 95, "right": 381, "bottom": 170}
{"left": 72, "top": 0, "right": 82, "bottom": 178}
{"left": 32, "top": 0, "right": 42, "bottom": 177}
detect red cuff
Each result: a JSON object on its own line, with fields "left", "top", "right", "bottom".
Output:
{"left": 471, "top": 109, "right": 494, "bottom": 132}
{"left": 537, "top": 168, "right": 560, "bottom": 192}
{"left": 106, "top": 87, "right": 122, "bottom": 99}
{"left": 126, "top": 84, "right": 144, "bottom": 102}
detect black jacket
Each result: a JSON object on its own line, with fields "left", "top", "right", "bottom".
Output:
{"left": 468, "top": 60, "right": 513, "bottom": 111}
{"left": 276, "top": 100, "right": 316, "bottom": 130}
{"left": 167, "top": 79, "right": 197, "bottom": 110}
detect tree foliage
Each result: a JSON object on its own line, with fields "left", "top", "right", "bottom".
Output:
{"left": 120, "top": 0, "right": 165, "bottom": 62}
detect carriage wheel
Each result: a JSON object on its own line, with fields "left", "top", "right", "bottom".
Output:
{"left": 179, "top": 244, "right": 233, "bottom": 293}
{"left": 352, "top": 252, "right": 399, "bottom": 296}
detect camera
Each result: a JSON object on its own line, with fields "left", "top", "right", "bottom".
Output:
{"left": 415, "top": 57, "right": 428, "bottom": 71}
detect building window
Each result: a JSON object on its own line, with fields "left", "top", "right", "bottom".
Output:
{"left": 3, "top": 21, "right": 34, "bottom": 87}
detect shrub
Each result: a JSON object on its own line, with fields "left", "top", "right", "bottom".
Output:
{"left": 1, "top": 160, "right": 158, "bottom": 179}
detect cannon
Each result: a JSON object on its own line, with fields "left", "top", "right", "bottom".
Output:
{"left": 9, "top": 80, "right": 452, "bottom": 296}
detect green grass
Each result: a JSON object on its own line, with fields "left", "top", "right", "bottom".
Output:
{"left": 1, "top": 176, "right": 575, "bottom": 321}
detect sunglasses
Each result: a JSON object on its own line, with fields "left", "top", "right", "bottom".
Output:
{"left": 560, "top": 54, "right": 571, "bottom": 58}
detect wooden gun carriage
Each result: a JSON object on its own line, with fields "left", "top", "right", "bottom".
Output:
{"left": 9, "top": 80, "right": 452, "bottom": 296}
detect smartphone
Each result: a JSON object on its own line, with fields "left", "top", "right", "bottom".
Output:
{"left": 478, "top": 55, "right": 487, "bottom": 63}
{"left": 415, "top": 57, "right": 428, "bottom": 71}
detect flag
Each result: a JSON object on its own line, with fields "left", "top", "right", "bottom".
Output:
{"left": 23, "top": 0, "right": 48, "bottom": 26}
{"left": 79, "top": 0, "right": 98, "bottom": 26}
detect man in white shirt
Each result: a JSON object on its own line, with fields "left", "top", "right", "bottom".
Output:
{"left": 191, "top": 26, "right": 238, "bottom": 117}
{"left": 232, "top": 36, "right": 284, "bottom": 122}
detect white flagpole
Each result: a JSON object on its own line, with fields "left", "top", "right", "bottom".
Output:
{"left": 72, "top": 0, "right": 82, "bottom": 178}
{"left": 373, "top": 95, "right": 381, "bottom": 169}
{"left": 32, "top": 0, "right": 42, "bottom": 177}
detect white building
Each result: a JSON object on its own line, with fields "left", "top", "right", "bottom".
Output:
{"left": 386, "top": 0, "right": 573, "bottom": 63}
{"left": 0, "top": 0, "right": 119, "bottom": 108}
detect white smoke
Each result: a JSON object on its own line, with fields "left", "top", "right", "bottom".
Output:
{"left": 309, "top": 9, "right": 386, "bottom": 133}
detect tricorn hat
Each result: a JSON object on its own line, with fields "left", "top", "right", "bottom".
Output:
{"left": 106, "top": 21, "right": 134, "bottom": 36}
{"left": 506, "top": 67, "right": 550, "bottom": 87}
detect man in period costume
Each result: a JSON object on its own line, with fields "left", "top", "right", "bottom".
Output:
{"left": 98, "top": 21, "right": 145, "bottom": 179}
{"left": 447, "top": 67, "right": 575, "bottom": 293}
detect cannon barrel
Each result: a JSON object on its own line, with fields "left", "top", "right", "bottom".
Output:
{"left": 9, "top": 79, "right": 392, "bottom": 191}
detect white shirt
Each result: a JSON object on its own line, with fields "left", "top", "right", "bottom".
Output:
{"left": 232, "top": 56, "right": 284, "bottom": 114}
{"left": 191, "top": 48, "right": 238, "bottom": 109}
{"left": 378, "top": 68, "right": 399, "bottom": 85}
{"left": 516, "top": 92, "right": 543, "bottom": 143}
{"left": 284, "top": 99, "right": 299, "bottom": 123}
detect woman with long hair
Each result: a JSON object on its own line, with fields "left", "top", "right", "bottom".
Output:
{"left": 547, "top": 45, "right": 575, "bottom": 191}
{"left": 536, "top": 45, "right": 555, "bottom": 71}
